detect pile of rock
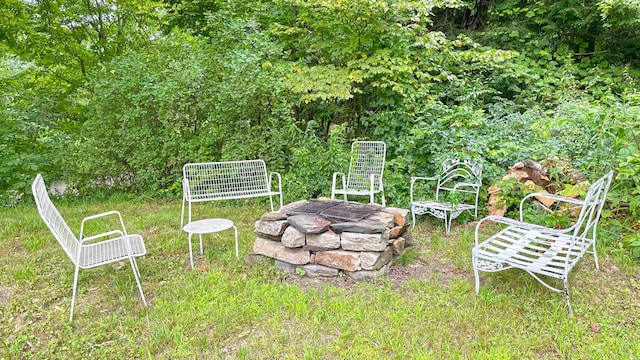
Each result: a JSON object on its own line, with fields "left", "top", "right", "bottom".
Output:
{"left": 251, "top": 200, "right": 415, "bottom": 280}
{"left": 487, "top": 159, "right": 590, "bottom": 216}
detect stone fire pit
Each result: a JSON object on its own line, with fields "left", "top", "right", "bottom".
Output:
{"left": 251, "top": 199, "right": 414, "bottom": 280}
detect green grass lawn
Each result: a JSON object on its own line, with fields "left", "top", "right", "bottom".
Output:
{"left": 1, "top": 198, "right": 639, "bottom": 359}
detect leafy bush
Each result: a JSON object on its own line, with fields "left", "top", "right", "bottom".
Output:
{"left": 0, "top": 57, "right": 65, "bottom": 204}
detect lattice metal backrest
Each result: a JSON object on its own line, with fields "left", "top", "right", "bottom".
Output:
{"left": 183, "top": 160, "right": 270, "bottom": 199}
{"left": 346, "top": 141, "right": 386, "bottom": 191}
{"left": 436, "top": 159, "right": 483, "bottom": 199}
{"left": 32, "top": 174, "right": 79, "bottom": 264}
{"left": 571, "top": 171, "right": 614, "bottom": 246}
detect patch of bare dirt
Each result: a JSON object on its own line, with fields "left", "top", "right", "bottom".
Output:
{"left": 0, "top": 284, "right": 15, "bottom": 307}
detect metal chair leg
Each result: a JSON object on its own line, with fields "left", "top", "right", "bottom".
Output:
{"left": 128, "top": 257, "right": 147, "bottom": 306}
{"left": 69, "top": 265, "right": 80, "bottom": 322}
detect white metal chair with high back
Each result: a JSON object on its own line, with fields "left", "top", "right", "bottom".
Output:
{"left": 410, "top": 159, "right": 483, "bottom": 233}
{"left": 32, "top": 174, "right": 147, "bottom": 321}
{"left": 331, "top": 141, "right": 387, "bottom": 206}
{"left": 472, "top": 171, "right": 614, "bottom": 313}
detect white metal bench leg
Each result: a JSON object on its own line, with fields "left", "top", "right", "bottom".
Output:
{"left": 411, "top": 206, "right": 416, "bottom": 229}
{"left": 199, "top": 234, "right": 204, "bottom": 254}
{"left": 233, "top": 225, "right": 239, "bottom": 258}
{"left": 444, "top": 211, "right": 452, "bottom": 234}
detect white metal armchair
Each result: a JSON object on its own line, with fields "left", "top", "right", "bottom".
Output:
{"left": 472, "top": 171, "right": 614, "bottom": 313}
{"left": 32, "top": 174, "right": 147, "bottom": 321}
{"left": 410, "top": 159, "right": 482, "bottom": 233}
{"left": 331, "top": 141, "right": 387, "bottom": 206}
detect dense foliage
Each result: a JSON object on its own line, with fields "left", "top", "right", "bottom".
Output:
{"left": 1, "top": 0, "right": 639, "bottom": 252}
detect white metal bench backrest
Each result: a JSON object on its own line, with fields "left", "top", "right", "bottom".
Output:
{"left": 436, "top": 159, "right": 483, "bottom": 201}
{"left": 566, "top": 171, "right": 614, "bottom": 253}
{"left": 183, "top": 160, "right": 271, "bottom": 201}
{"left": 346, "top": 141, "right": 386, "bottom": 191}
{"left": 32, "top": 174, "right": 79, "bottom": 265}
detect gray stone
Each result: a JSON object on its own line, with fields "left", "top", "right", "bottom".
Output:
{"left": 364, "top": 203, "right": 384, "bottom": 211}
{"left": 275, "top": 260, "right": 296, "bottom": 274}
{"left": 360, "top": 246, "right": 393, "bottom": 271}
{"left": 255, "top": 220, "right": 289, "bottom": 236}
{"left": 315, "top": 250, "right": 361, "bottom": 272}
{"left": 304, "top": 245, "right": 337, "bottom": 252}
{"left": 280, "top": 199, "right": 308, "bottom": 211}
{"left": 287, "top": 215, "right": 332, "bottom": 234}
{"left": 253, "top": 238, "right": 310, "bottom": 265}
{"left": 306, "top": 230, "right": 340, "bottom": 249}
{"left": 281, "top": 227, "right": 305, "bottom": 248}
{"left": 343, "top": 263, "right": 390, "bottom": 281}
{"left": 402, "top": 230, "right": 417, "bottom": 247}
{"left": 316, "top": 197, "right": 342, "bottom": 202}
{"left": 340, "top": 230, "right": 389, "bottom": 252}
{"left": 253, "top": 231, "right": 282, "bottom": 242}
{"left": 367, "top": 211, "right": 395, "bottom": 228}
{"left": 383, "top": 207, "right": 410, "bottom": 226}
{"left": 330, "top": 219, "right": 387, "bottom": 234}
{"left": 391, "top": 238, "right": 406, "bottom": 255}
{"left": 300, "top": 264, "right": 340, "bottom": 277}
{"left": 388, "top": 224, "right": 407, "bottom": 239}
{"left": 260, "top": 211, "right": 288, "bottom": 221}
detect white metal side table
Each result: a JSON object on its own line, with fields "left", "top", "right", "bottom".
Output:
{"left": 183, "top": 218, "right": 238, "bottom": 269}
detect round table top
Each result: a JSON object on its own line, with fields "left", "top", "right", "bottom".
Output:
{"left": 183, "top": 218, "right": 234, "bottom": 234}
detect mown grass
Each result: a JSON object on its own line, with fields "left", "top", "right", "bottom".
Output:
{"left": 1, "top": 197, "right": 639, "bottom": 359}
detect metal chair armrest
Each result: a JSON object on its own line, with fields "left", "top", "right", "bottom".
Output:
{"left": 80, "top": 210, "right": 128, "bottom": 241}
{"left": 269, "top": 171, "right": 282, "bottom": 193}
{"left": 519, "top": 192, "right": 586, "bottom": 221}
{"left": 332, "top": 172, "right": 346, "bottom": 189}
{"left": 80, "top": 230, "right": 125, "bottom": 244}
{"left": 410, "top": 176, "right": 438, "bottom": 203}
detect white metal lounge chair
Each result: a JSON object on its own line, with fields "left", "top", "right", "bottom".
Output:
{"left": 472, "top": 171, "right": 614, "bottom": 313}
{"left": 32, "top": 174, "right": 147, "bottom": 321}
{"left": 410, "top": 159, "right": 482, "bottom": 233}
{"left": 331, "top": 141, "right": 386, "bottom": 206}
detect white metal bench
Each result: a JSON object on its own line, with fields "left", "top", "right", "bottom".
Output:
{"left": 181, "top": 160, "right": 283, "bottom": 226}
{"left": 472, "top": 171, "right": 614, "bottom": 313}
{"left": 32, "top": 174, "right": 147, "bottom": 321}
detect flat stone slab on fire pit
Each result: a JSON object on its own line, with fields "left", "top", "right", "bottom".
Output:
{"left": 287, "top": 215, "right": 332, "bottom": 234}
{"left": 330, "top": 219, "right": 387, "bottom": 234}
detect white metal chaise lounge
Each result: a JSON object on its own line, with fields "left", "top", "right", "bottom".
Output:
{"left": 472, "top": 171, "right": 613, "bottom": 313}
